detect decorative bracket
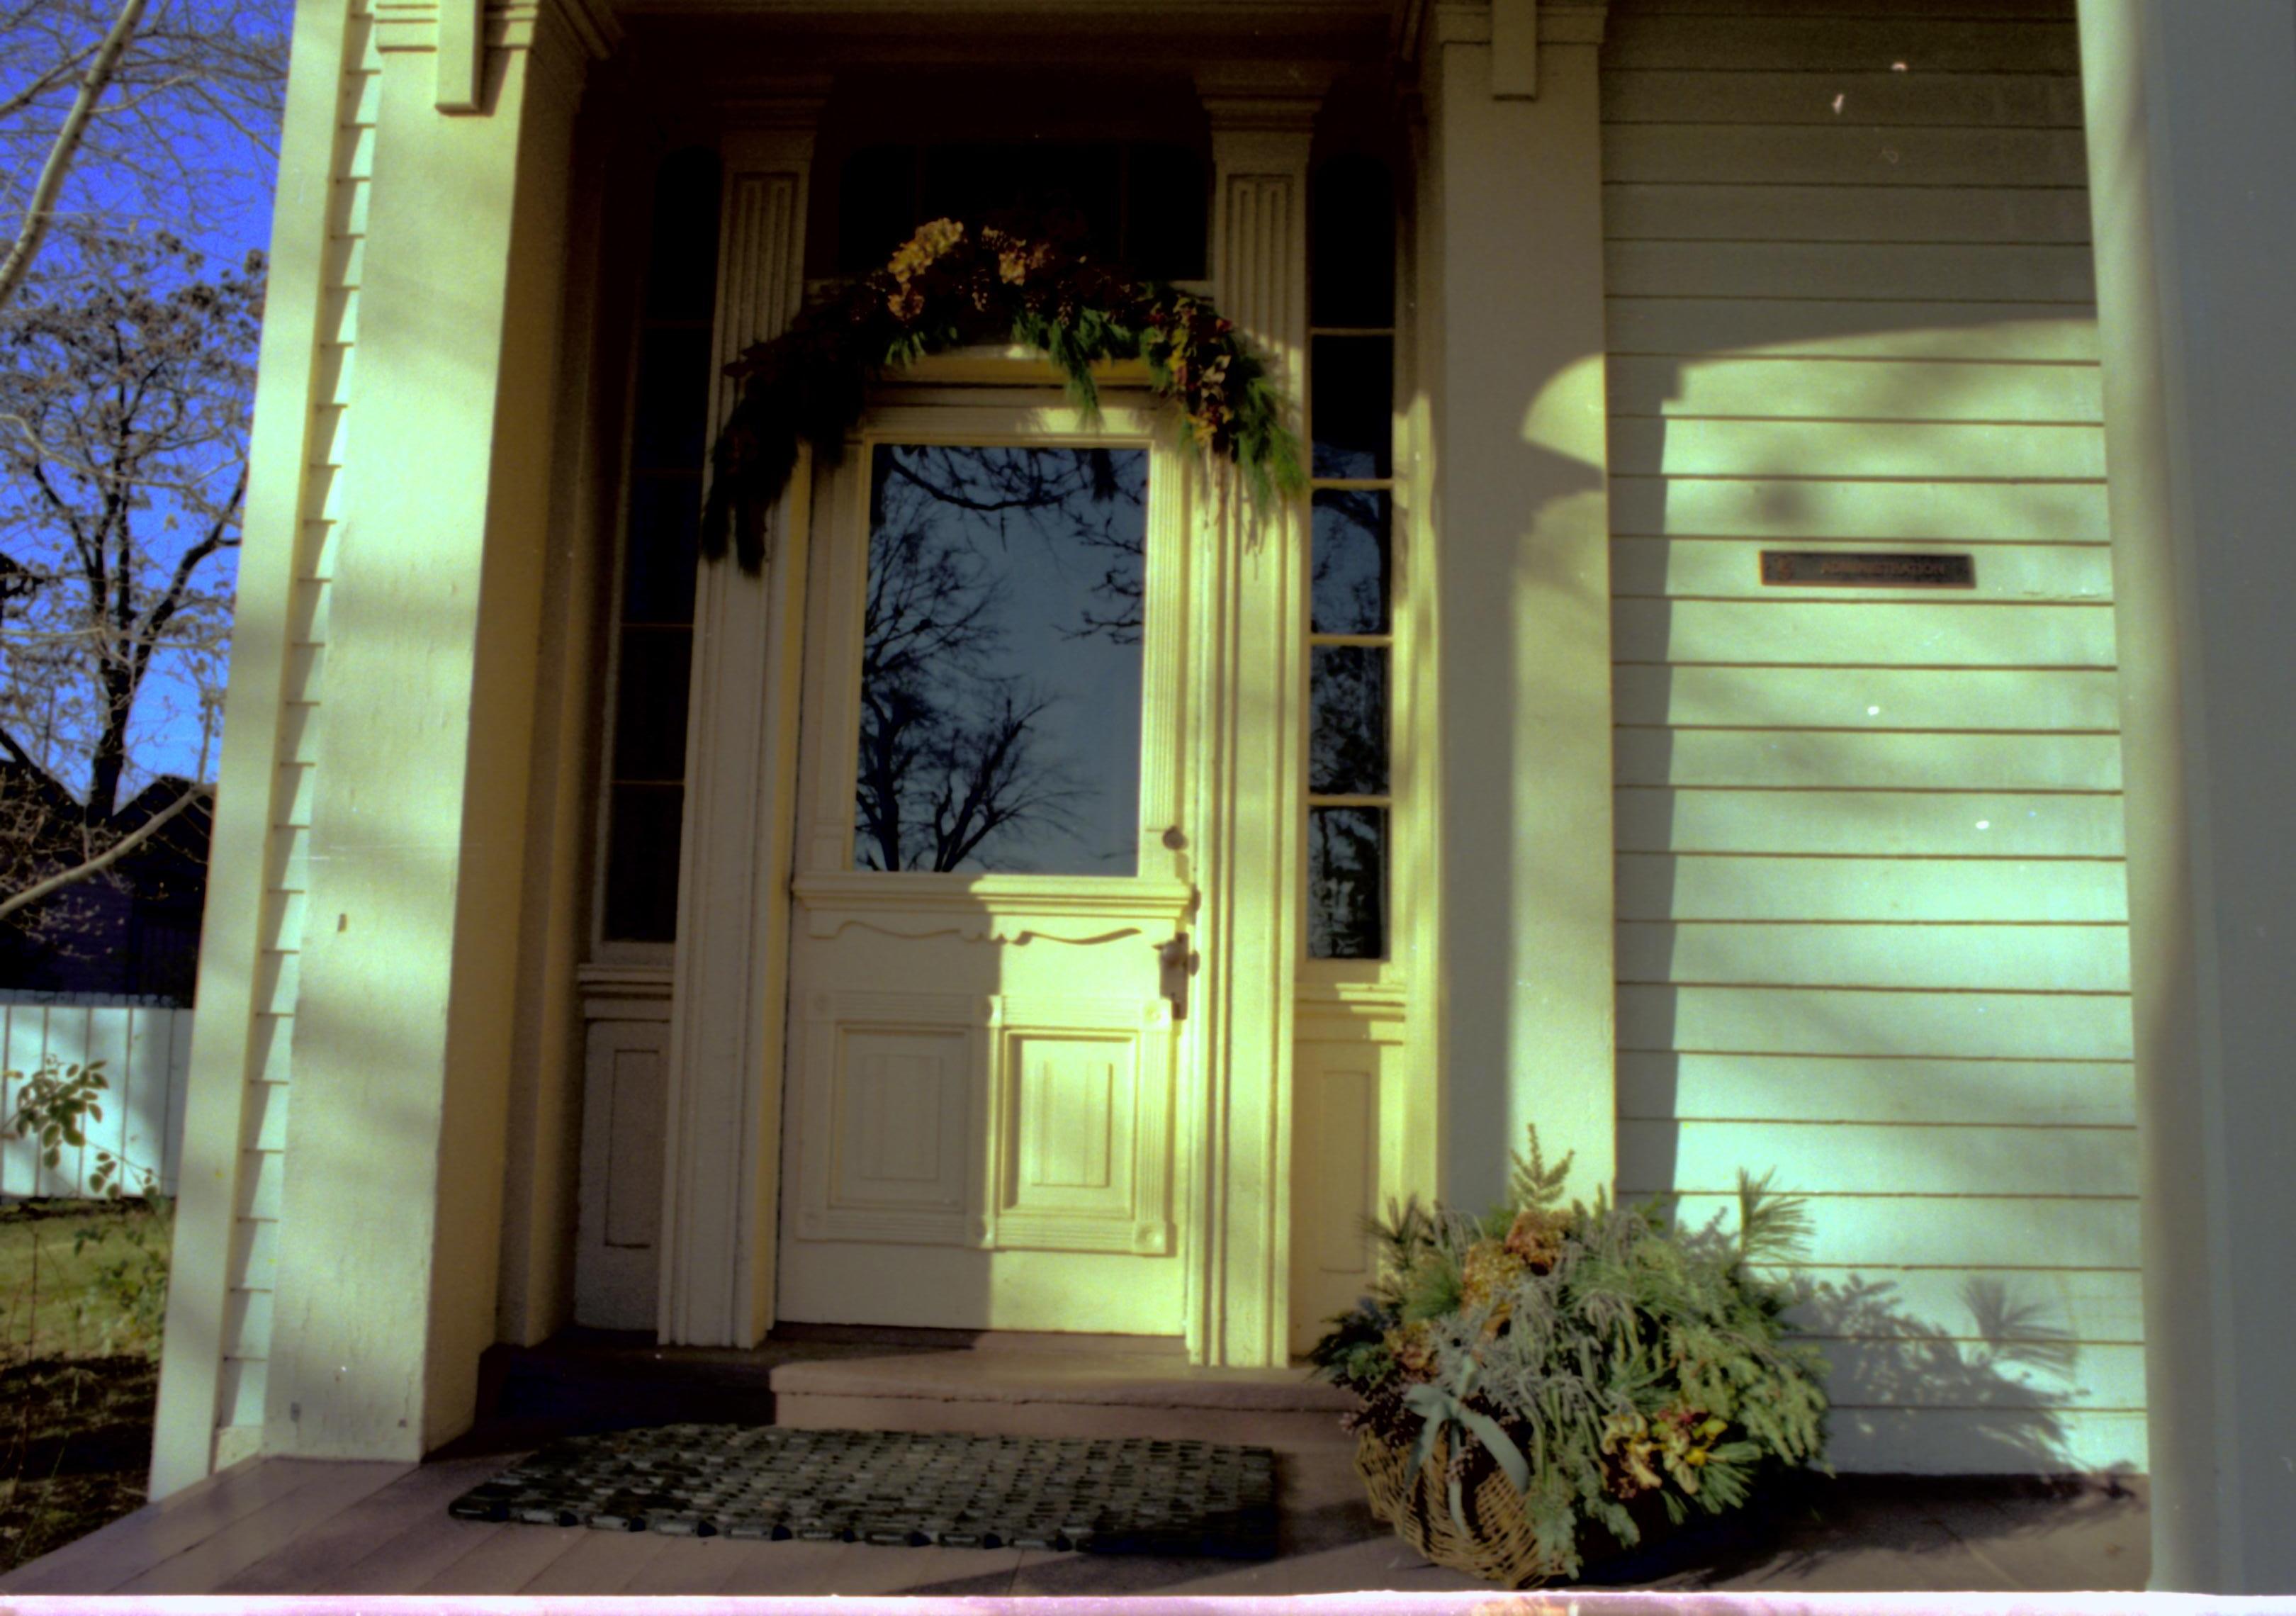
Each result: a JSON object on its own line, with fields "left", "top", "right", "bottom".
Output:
{"left": 437, "top": 0, "right": 481, "bottom": 111}
{"left": 1491, "top": 0, "right": 1536, "bottom": 98}
{"left": 1417, "top": 0, "right": 1609, "bottom": 99}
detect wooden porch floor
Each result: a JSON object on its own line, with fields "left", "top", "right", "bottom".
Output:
{"left": 1, "top": 1443, "right": 2147, "bottom": 1598}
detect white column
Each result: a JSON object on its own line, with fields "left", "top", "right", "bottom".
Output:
{"left": 1420, "top": 0, "right": 1616, "bottom": 1206}
{"left": 259, "top": 0, "right": 609, "bottom": 1461}
{"left": 1192, "top": 68, "right": 1319, "bottom": 1367}
{"left": 150, "top": 0, "right": 360, "bottom": 1500}
{"left": 657, "top": 105, "right": 817, "bottom": 1347}
{"left": 2076, "top": 0, "right": 2296, "bottom": 1592}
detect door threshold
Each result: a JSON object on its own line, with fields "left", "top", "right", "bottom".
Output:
{"left": 768, "top": 1322, "right": 1187, "bottom": 1360}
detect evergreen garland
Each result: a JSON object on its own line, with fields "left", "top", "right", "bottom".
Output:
{"left": 1310, "top": 1127, "right": 1831, "bottom": 1581}
{"left": 700, "top": 219, "right": 1308, "bottom": 572}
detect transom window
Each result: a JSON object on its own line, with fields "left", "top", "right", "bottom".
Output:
{"left": 835, "top": 142, "right": 1207, "bottom": 280}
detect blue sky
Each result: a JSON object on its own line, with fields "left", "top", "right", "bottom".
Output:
{"left": 6, "top": 6, "right": 288, "bottom": 797}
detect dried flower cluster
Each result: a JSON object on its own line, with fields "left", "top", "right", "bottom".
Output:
{"left": 702, "top": 219, "right": 1305, "bottom": 571}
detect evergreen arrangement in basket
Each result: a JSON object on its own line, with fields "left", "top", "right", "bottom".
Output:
{"left": 1309, "top": 1128, "right": 1831, "bottom": 1587}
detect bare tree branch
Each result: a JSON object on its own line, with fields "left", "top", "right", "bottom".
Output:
{"left": 0, "top": 0, "right": 150, "bottom": 312}
{"left": 0, "top": 776, "right": 192, "bottom": 921}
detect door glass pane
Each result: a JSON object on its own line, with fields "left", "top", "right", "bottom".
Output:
{"left": 855, "top": 444, "right": 1147, "bottom": 875}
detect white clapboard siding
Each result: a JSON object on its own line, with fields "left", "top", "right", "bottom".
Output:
{"left": 1615, "top": 597, "right": 2117, "bottom": 668}
{"left": 1609, "top": 356, "right": 2104, "bottom": 425}
{"left": 1602, "top": 0, "right": 2138, "bottom": 1472}
{"left": 1606, "top": 185, "right": 2095, "bottom": 246}
{"left": 1619, "top": 853, "right": 2128, "bottom": 925}
{"left": 1614, "top": 787, "right": 2127, "bottom": 859}
{"left": 1618, "top": 921, "right": 2129, "bottom": 992}
{"left": 1603, "top": 69, "right": 2085, "bottom": 129}
{"left": 1615, "top": 729, "right": 2123, "bottom": 792}
{"left": 1619, "top": 1118, "right": 2137, "bottom": 1199}
{"left": 1774, "top": 1264, "right": 2145, "bottom": 1348}
{"left": 1614, "top": 542, "right": 2112, "bottom": 604}
{"left": 1, "top": 1004, "right": 196, "bottom": 1197}
{"left": 1612, "top": 475, "right": 2110, "bottom": 542}
{"left": 1618, "top": 1053, "right": 2137, "bottom": 1128}
{"left": 1614, "top": 665, "right": 2122, "bottom": 731}
{"left": 1607, "top": 301, "right": 2099, "bottom": 362}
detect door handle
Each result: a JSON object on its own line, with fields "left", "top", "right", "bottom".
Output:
{"left": 1158, "top": 932, "right": 1200, "bottom": 1021}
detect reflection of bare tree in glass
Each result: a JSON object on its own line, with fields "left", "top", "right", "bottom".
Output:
{"left": 1311, "top": 490, "right": 1388, "bottom": 634}
{"left": 1309, "top": 806, "right": 1385, "bottom": 958}
{"left": 853, "top": 446, "right": 1147, "bottom": 872}
{"left": 888, "top": 444, "right": 1147, "bottom": 641}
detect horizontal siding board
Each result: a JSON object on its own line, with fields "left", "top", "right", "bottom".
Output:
{"left": 1606, "top": 300, "right": 2098, "bottom": 361}
{"left": 1825, "top": 1407, "right": 2145, "bottom": 1474}
{"left": 1816, "top": 1340, "right": 2146, "bottom": 1412}
{"left": 1617, "top": 1052, "right": 2138, "bottom": 1127}
{"left": 1616, "top": 854, "right": 2129, "bottom": 922}
{"left": 1614, "top": 786, "right": 2127, "bottom": 858}
{"left": 1612, "top": 666, "right": 2122, "bottom": 733}
{"left": 1617, "top": 983, "right": 2134, "bottom": 1062}
{"left": 1611, "top": 539, "right": 2112, "bottom": 602}
{"left": 1616, "top": 1117, "right": 2137, "bottom": 1196}
{"left": 1774, "top": 1263, "right": 2142, "bottom": 1345}
{"left": 1601, "top": 68, "right": 2084, "bottom": 128}
{"left": 1604, "top": 124, "right": 2087, "bottom": 187}
{"left": 1603, "top": 16, "right": 2083, "bottom": 74}
{"left": 1614, "top": 729, "right": 2123, "bottom": 791}
{"left": 1609, "top": 417, "right": 2105, "bottom": 479}
{"left": 1614, "top": 599, "right": 2117, "bottom": 668}
{"left": 1618, "top": 920, "right": 2130, "bottom": 992}
{"left": 1611, "top": 474, "right": 2110, "bottom": 541}
{"left": 1617, "top": 0, "right": 2075, "bottom": 18}
{"left": 1606, "top": 357, "right": 2101, "bottom": 425}
{"left": 1604, "top": 183, "right": 2093, "bottom": 245}
{"left": 1606, "top": 240, "right": 2094, "bottom": 303}
{"left": 1645, "top": 1192, "right": 2137, "bottom": 1269}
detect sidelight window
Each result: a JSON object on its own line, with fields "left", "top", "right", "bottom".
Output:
{"left": 1305, "top": 152, "right": 1397, "bottom": 960}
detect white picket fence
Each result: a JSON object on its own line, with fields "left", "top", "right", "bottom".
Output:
{"left": 1, "top": 1002, "right": 194, "bottom": 1199}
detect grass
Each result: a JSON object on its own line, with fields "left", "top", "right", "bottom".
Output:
{"left": 0, "top": 1199, "right": 164, "bottom": 1362}
{"left": 0, "top": 1198, "right": 169, "bottom": 1576}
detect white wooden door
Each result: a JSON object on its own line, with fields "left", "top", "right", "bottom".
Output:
{"left": 776, "top": 391, "right": 1200, "bottom": 1336}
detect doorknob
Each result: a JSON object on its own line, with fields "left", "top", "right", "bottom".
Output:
{"left": 1158, "top": 932, "right": 1200, "bottom": 1021}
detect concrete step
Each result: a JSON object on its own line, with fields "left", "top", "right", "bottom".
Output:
{"left": 475, "top": 1326, "right": 1362, "bottom": 1454}
{"left": 769, "top": 1345, "right": 1359, "bottom": 1453}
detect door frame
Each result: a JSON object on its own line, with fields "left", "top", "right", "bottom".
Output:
{"left": 777, "top": 392, "right": 1198, "bottom": 1334}
{"left": 659, "top": 350, "right": 1302, "bottom": 1362}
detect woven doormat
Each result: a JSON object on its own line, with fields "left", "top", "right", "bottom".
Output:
{"left": 448, "top": 1424, "right": 1278, "bottom": 1557}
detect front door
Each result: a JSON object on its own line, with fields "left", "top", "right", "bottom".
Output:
{"left": 776, "top": 389, "right": 1199, "bottom": 1336}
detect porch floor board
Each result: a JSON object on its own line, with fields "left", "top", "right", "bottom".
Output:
{"left": 2, "top": 1447, "right": 2148, "bottom": 1596}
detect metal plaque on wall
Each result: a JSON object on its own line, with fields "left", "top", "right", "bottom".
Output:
{"left": 1759, "top": 551, "right": 1976, "bottom": 588}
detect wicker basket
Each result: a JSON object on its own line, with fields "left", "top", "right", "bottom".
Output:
{"left": 1354, "top": 1428, "right": 1569, "bottom": 1588}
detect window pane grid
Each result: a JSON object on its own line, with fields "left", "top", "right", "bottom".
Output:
{"left": 599, "top": 150, "right": 720, "bottom": 944}
{"left": 1305, "top": 157, "right": 1396, "bottom": 960}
